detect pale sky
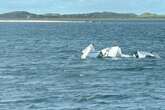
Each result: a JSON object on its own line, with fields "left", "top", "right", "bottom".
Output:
{"left": 0, "top": 0, "right": 165, "bottom": 14}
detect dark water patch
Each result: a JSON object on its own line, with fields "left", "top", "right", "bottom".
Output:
{"left": 77, "top": 94, "right": 130, "bottom": 103}
{"left": 99, "top": 66, "right": 153, "bottom": 72}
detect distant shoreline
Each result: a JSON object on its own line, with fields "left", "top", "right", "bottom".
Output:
{"left": 1, "top": 11, "right": 165, "bottom": 22}
{"left": 0, "top": 20, "right": 86, "bottom": 23}
{"left": 0, "top": 19, "right": 165, "bottom": 23}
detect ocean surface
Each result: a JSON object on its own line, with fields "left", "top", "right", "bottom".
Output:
{"left": 0, "top": 21, "right": 165, "bottom": 110}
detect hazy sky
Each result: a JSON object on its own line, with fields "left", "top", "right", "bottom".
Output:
{"left": 0, "top": 0, "right": 165, "bottom": 14}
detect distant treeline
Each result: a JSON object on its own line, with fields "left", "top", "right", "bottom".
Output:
{"left": 0, "top": 11, "right": 165, "bottom": 20}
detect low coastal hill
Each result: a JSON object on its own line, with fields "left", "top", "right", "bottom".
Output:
{"left": 0, "top": 11, "right": 165, "bottom": 20}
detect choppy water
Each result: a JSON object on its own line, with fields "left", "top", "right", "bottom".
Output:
{"left": 0, "top": 21, "right": 165, "bottom": 110}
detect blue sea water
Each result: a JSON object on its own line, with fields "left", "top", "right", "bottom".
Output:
{"left": 0, "top": 21, "right": 165, "bottom": 110}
